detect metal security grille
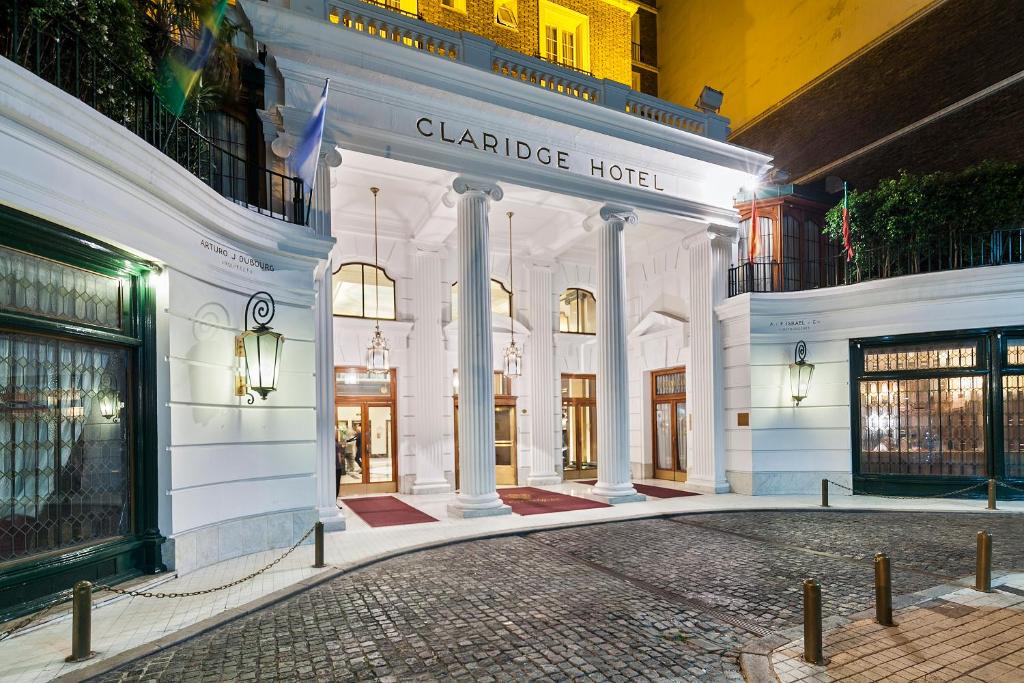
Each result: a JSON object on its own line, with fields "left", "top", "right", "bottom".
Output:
{"left": 859, "top": 376, "right": 986, "bottom": 477}
{"left": 0, "top": 333, "right": 130, "bottom": 563}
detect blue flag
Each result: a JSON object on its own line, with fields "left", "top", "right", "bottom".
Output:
{"left": 291, "top": 79, "right": 329, "bottom": 190}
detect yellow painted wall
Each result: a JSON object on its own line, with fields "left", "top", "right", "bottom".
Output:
{"left": 658, "top": 0, "right": 937, "bottom": 131}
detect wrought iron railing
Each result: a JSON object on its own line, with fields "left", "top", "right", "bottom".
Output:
{"left": 631, "top": 41, "right": 655, "bottom": 67}
{"left": 1, "top": 5, "right": 306, "bottom": 225}
{"left": 728, "top": 227, "right": 1024, "bottom": 297}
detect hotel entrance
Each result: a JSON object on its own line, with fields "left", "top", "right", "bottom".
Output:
{"left": 336, "top": 367, "right": 398, "bottom": 495}
{"left": 454, "top": 371, "right": 518, "bottom": 486}
{"left": 562, "top": 374, "right": 597, "bottom": 480}
{"left": 652, "top": 367, "right": 687, "bottom": 482}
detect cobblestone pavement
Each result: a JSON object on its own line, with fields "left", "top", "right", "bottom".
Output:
{"left": 91, "top": 512, "right": 1024, "bottom": 683}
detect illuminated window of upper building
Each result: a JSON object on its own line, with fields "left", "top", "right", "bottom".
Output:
{"left": 631, "top": 71, "right": 641, "bottom": 91}
{"left": 441, "top": 0, "right": 467, "bottom": 13}
{"left": 559, "top": 288, "right": 596, "bottom": 334}
{"left": 383, "top": 0, "right": 418, "bottom": 14}
{"left": 450, "top": 280, "right": 512, "bottom": 321}
{"left": 495, "top": 0, "right": 518, "bottom": 29}
{"left": 333, "top": 263, "right": 397, "bottom": 319}
{"left": 539, "top": 1, "right": 590, "bottom": 72}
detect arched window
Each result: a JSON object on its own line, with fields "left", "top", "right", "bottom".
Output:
{"left": 333, "top": 263, "right": 396, "bottom": 319}
{"left": 559, "top": 288, "right": 596, "bottom": 334}
{"left": 451, "top": 280, "right": 512, "bottom": 320}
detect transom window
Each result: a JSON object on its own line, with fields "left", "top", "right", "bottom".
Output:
{"left": 559, "top": 288, "right": 596, "bottom": 334}
{"left": 450, "top": 280, "right": 512, "bottom": 321}
{"left": 332, "top": 263, "right": 396, "bottom": 319}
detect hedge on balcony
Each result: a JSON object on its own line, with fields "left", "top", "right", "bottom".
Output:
{"left": 823, "top": 162, "right": 1024, "bottom": 255}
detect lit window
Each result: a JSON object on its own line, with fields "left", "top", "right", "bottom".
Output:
{"left": 539, "top": 0, "right": 590, "bottom": 72}
{"left": 333, "top": 263, "right": 396, "bottom": 319}
{"left": 559, "top": 288, "right": 596, "bottom": 334}
{"left": 451, "top": 280, "right": 512, "bottom": 321}
{"left": 495, "top": 0, "right": 518, "bottom": 28}
{"left": 441, "top": 0, "right": 466, "bottom": 12}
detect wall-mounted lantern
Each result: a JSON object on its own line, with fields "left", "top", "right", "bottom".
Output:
{"left": 789, "top": 340, "right": 815, "bottom": 406}
{"left": 237, "top": 291, "right": 284, "bottom": 403}
{"left": 97, "top": 388, "right": 122, "bottom": 422}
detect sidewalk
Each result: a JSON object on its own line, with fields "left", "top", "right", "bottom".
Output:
{"left": 1, "top": 480, "right": 1021, "bottom": 683}
{"left": 764, "top": 573, "right": 1024, "bottom": 682}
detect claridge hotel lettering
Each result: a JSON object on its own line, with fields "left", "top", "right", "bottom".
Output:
{"left": 416, "top": 117, "right": 665, "bottom": 192}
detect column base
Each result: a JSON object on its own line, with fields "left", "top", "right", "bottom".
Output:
{"left": 591, "top": 492, "right": 647, "bottom": 505}
{"left": 412, "top": 480, "right": 453, "bottom": 495}
{"left": 446, "top": 503, "right": 513, "bottom": 518}
{"left": 683, "top": 478, "right": 731, "bottom": 494}
{"left": 592, "top": 480, "right": 646, "bottom": 504}
{"left": 527, "top": 474, "right": 563, "bottom": 486}
{"left": 317, "top": 505, "right": 346, "bottom": 532}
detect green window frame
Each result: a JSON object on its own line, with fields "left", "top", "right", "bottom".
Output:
{"left": 0, "top": 205, "right": 163, "bottom": 621}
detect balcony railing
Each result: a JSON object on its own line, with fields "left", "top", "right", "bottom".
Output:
{"left": 327, "top": 0, "right": 727, "bottom": 140}
{"left": 728, "top": 227, "right": 1024, "bottom": 297}
{"left": 1, "top": 5, "right": 306, "bottom": 225}
{"left": 631, "top": 41, "right": 655, "bottom": 67}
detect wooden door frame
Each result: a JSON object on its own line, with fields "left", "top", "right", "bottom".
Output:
{"left": 452, "top": 390, "right": 519, "bottom": 489}
{"left": 561, "top": 373, "right": 597, "bottom": 479}
{"left": 651, "top": 367, "right": 687, "bottom": 482}
{"left": 335, "top": 366, "right": 399, "bottom": 495}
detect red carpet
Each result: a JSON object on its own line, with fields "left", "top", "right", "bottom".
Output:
{"left": 498, "top": 487, "right": 611, "bottom": 515}
{"left": 343, "top": 496, "right": 438, "bottom": 527}
{"left": 578, "top": 480, "right": 700, "bottom": 499}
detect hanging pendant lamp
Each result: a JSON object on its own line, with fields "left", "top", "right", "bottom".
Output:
{"left": 502, "top": 211, "right": 523, "bottom": 378}
{"left": 366, "top": 187, "right": 391, "bottom": 375}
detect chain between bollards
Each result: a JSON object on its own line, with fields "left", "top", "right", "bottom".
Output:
{"left": 313, "top": 521, "right": 325, "bottom": 568}
{"left": 820, "top": 478, "right": 829, "bottom": 508}
{"left": 874, "top": 553, "right": 893, "bottom": 626}
{"left": 976, "top": 530, "right": 992, "bottom": 593}
{"left": 65, "top": 581, "right": 94, "bottom": 662}
{"left": 802, "top": 578, "right": 825, "bottom": 665}
{"left": 987, "top": 478, "right": 997, "bottom": 510}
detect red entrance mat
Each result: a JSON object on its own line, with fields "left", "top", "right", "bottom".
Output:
{"left": 578, "top": 480, "right": 700, "bottom": 499}
{"left": 342, "top": 496, "right": 439, "bottom": 527}
{"left": 498, "top": 487, "right": 611, "bottom": 515}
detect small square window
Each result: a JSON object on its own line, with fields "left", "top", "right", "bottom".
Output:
{"left": 495, "top": 0, "right": 518, "bottom": 29}
{"left": 441, "top": 0, "right": 466, "bottom": 13}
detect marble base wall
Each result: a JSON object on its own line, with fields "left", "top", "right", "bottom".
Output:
{"left": 726, "top": 470, "right": 853, "bottom": 496}
{"left": 167, "top": 508, "right": 318, "bottom": 575}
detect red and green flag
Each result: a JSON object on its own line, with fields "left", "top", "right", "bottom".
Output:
{"left": 157, "top": 0, "right": 228, "bottom": 116}
{"left": 747, "top": 191, "right": 760, "bottom": 263}
{"left": 842, "top": 181, "right": 855, "bottom": 261}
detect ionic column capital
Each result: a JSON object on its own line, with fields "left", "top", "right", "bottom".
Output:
{"left": 585, "top": 204, "right": 638, "bottom": 232}
{"left": 451, "top": 176, "right": 503, "bottom": 202}
{"left": 681, "top": 223, "right": 739, "bottom": 249}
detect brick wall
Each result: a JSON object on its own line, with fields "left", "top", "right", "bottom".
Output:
{"left": 417, "top": 1, "right": 633, "bottom": 85}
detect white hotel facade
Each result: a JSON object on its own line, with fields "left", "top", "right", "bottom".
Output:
{"left": 1, "top": 0, "right": 1022, "bottom": 615}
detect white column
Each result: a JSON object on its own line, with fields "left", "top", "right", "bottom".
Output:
{"left": 412, "top": 244, "right": 452, "bottom": 494}
{"left": 591, "top": 206, "right": 645, "bottom": 504}
{"left": 447, "top": 177, "right": 512, "bottom": 518}
{"left": 527, "top": 262, "right": 560, "bottom": 485}
{"left": 314, "top": 259, "right": 345, "bottom": 530}
{"left": 684, "top": 224, "right": 735, "bottom": 493}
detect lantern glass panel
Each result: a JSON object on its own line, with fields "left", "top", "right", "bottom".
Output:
{"left": 242, "top": 329, "right": 284, "bottom": 399}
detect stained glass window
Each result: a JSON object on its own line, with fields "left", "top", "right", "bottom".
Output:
{"left": 0, "top": 333, "right": 130, "bottom": 562}
{"left": 863, "top": 341, "right": 979, "bottom": 372}
{"left": 0, "top": 245, "right": 122, "bottom": 330}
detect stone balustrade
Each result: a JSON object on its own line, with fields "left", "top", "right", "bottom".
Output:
{"left": 325, "top": 0, "right": 729, "bottom": 140}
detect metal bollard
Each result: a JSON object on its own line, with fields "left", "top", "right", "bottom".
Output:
{"left": 975, "top": 531, "right": 992, "bottom": 592}
{"left": 802, "top": 578, "right": 825, "bottom": 665}
{"left": 65, "top": 581, "right": 95, "bottom": 662}
{"left": 988, "top": 479, "right": 997, "bottom": 510}
{"left": 874, "top": 553, "right": 894, "bottom": 626}
{"left": 313, "top": 521, "right": 324, "bottom": 568}
{"left": 821, "top": 479, "right": 829, "bottom": 508}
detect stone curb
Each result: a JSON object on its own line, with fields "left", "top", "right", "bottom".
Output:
{"left": 737, "top": 572, "right": 1014, "bottom": 682}
{"left": 47, "top": 506, "right": 1023, "bottom": 682}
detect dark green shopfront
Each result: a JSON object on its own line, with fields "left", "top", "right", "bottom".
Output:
{"left": 851, "top": 329, "right": 1024, "bottom": 498}
{"left": 0, "top": 206, "right": 163, "bottom": 621}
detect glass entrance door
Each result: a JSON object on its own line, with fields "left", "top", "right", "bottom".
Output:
{"left": 335, "top": 367, "right": 398, "bottom": 496}
{"left": 453, "top": 372, "right": 518, "bottom": 487}
{"left": 562, "top": 374, "right": 597, "bottom": 480}
{"left": 652, "top": 368, "right": 687, "bottom": 482}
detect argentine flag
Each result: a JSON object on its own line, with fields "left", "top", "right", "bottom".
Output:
{"left": 292, "top": 79, "right": 330, "bottom": 191}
